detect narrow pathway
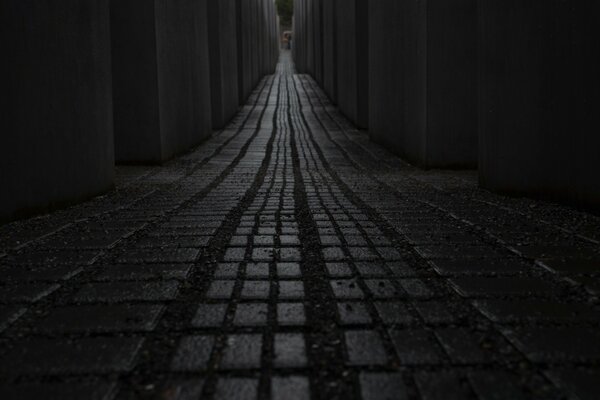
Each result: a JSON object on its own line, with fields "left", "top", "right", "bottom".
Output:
{"left": 1, "top": 52, "right": 600, "bottom": 400}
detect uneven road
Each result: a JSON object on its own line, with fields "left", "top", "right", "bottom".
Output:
{"left": 1, "top": 52, "right": 599, "bottom": 400}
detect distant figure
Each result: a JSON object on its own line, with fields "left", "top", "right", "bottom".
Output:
{"left": 283, "top": 31, "right": 292, "bottom": 50}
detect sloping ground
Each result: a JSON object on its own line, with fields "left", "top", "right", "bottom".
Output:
{"left": 1, "top": 52, "right": 599, "bottom": 400}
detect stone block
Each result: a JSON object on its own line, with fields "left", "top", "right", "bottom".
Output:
{"left": 369, "top": 0, "right": 477, "bottom": 168}
{"left": 1, "top": 0, "right": 114, "bottom": 222}
{"left": 478, "top": 0, "right": 600, "bottom": 209}
{"left": 111, "top": 0, "right": 212, "bottom": 164}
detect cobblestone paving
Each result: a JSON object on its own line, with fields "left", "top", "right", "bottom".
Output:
{"left": 1, "top": 53, "right": 600, "bottom": 399}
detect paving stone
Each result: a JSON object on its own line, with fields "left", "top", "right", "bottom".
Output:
{"left": 224, "top": 248, "right": 246, "bottom": 262}
{"left": 504, "top": 327, "right": 600, "bottom": 362}
{"left": 386, "top": 262, "right": 417, "bottom": 277}
{"left": 355, "top": 262, "right": 388, "bottom": 277}
{"left": 192, "top": 303, "right": 228, "bottom": 328}
{"left": 0, "top": 306, "right": 26, "bottom": 332}
{"left": 320, "top": 235, "right": 342, "bottom": 246}
{"left": 377, "top": 247, "right": 403, "bottom": 261}
{"left": 230, "top": 236, "right": 249, "bottom": 246}
{"left": 374, "top": 302, "right": 413, "bottom": 325}
{"left": 474, "top": 300, "right": 600, "bottom": 323}
{"left": 94, "top": 264, "right": 192, "bottom": 281}
{"left": 345, "top": 330, "right": 388, "bottom": 366}
{"left": 468, "top": 371, "right": 527, "bottom": 400}
{"left": 338, "top": 302, "right": 372, "bottom": 325}
{"left": 0, "top": 265, "right": 82, "bottom": 282}
{"left": 429, "top": 259, "right": 529, "bottom": 276}
{"left": 272, "top": 376, "right": 310, "bottom": 400}
{"left": 214, "top": 263, "right": 239, "bottom": 279}
{"left": 252, "top": 247, "right": 275, "bottom": 261}
{"left": 220, "top": 334, "right": 262, "bottom": 369}
{"left": 326, "top": 263, "right": 353, "bottom": 277}
{"left": 435, "top": 328, "right": 490, "bottom": 364}
{"left": 274, "top": 333, "right": 308, "bottom": 367}
{"left": 278, "top": 281, "right": 305, "bottom": 299}
{"left": 116, "top": 249, "right": 200, "bottom": 264}
{"left": 415, "top": 245, "right": 507, "bottom": 259}
{"left": 280, "top": 235, "right": 301, "bottom": 246}
{"left": 359, "top": 372, "right": 408, "bottom": 400}
{"left": 214, "top": 378, "right": 258, "bottom": 400}
{"left": 206, "top": 281, "right": 235, "bottom": 299}
{"left": 6, "top": 250, "right": 101, "bottom": 266}
{"left": 241, "top": 281, "right": 271, "bottom": 299}
{"left": 330, "top": 280, "right": 365, "bottom": 299}
{"left": 0, "top": 382, "right": 117, "bottom": 400}
{"left": 36, "top": 304, "right": 164, "bottom": 333}
{"left": 277, "top": 303, "right": 306, "bottom": 326}
{"left": 364, "top": 280, "right": 401, "bottom": 299}
{"left": 389, "top": 329, "right": 443, "bottom": 365}
{"left": 0, "top": 337, "right": 143, "bottom": 375}
{"left": 74, "top": 281, "right": 179, "bottom": 302}
{"left": 277, "top": 262, "right": 302, "bottom": 278}
{"left": 254, "top": 235, "right": 275, "bottom": 246}
{"left": 414, "top": 372, "right": 469, "bottom": 400}
{"left": 279, "top": 248, "right": 302, "bottom": 261}
{"left": 0, "top": 283, "right": 59, "bottom": 303}
{"left": 414, "top": 302, "right": 457, "bottom": 324}
{"left": 322, "top": 247, "right": 346, "bottom": 261}
{"left": 234, "top": 303, "right": 268, "bottom": 326}
{"left": 399, "top": 279, "right": 433, "bottom": 299}
{"left": 246, "top": 262, "right": 270, "bottom": 278}
{"left": 171, "top": 336, "right": 215, "bottom": 371}
{"left": 449, "top": 277, "right": 556, "bottom": 297}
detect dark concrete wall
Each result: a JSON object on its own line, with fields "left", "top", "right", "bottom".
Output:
{"left": 369, "top": 0, "right": 477, "bottom": 169}
{"left": 478, "top": 1, "right": 600, "bottom": 210}
{"left": 321, "top": 0, "right": 337, "bottom": 103}
{"left": 312, "top": 0, "right": 324, "bottom": 86}
{"left": 237, "top": 0, "right": 278, "bottom": 103}
{"left": 208, "top": 0, "right": 239, "bottom": 129}
{"left": 1, "top": 0, "right": 114, "bottom": 222}
{"left": 111, "top": 0, "right": 212, "bottom": 164}
{"left": 336, "top": 0, "right": 368, "bottom": 129}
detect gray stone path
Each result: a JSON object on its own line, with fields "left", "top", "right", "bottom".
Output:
{"left": 1, "top": 53, "right": 600, "bottom": 399}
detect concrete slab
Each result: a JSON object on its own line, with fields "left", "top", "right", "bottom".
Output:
{"left": 208, "top": 0, "right": 240, "bottom": 129}
{"left": 111, "top": 0, "right": 212, "bottom": 164}
{"left": 368, "top": 0, "right": 477, "bottom": 168}
{"left": 1, "top": 0, "right": 114, "bottom": 222}
{"left": 478, "top": 0, "right": 600, "bottom": 210}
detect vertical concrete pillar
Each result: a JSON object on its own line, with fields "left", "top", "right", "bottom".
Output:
{"left": 1, "top": 0, "right": 114, "bottom": 221}
{"left": 111, "top": 0, "right": 212, "bottom": 164}
{"left": 313, "top": 0, "right": 324, "bottom": 86}
{"left": 322, "top": 0, "right": 338, "bottom": 103}
{"left": 368, "top": 0, "right": 477, "bottom": 168}
{"left": 479, "top": 1, "right": 600, "bottom": 209}
{"left": 207, "top": 0, "right": 239, "bottom": 129}
{"left": 306, "top": 0, "right": 315, "bottom": 75}
{"left": 236, "top": 0, "right": 254, "bottom": 103}
{"left": 336, "top": 0, "right": 368, "bottom": 129}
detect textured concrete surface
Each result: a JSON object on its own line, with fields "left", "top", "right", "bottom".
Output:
{"left": 1, "top": 53, "right": 600, "bottom": 399}
{"left": 1, "top": 0, "right": 114, "bottom": 223}
{"left": 369, "top": 0, "right": 477, "bottom": 169}
{"left": 478, "top": 0, "right": 600, "bottom": 210}
{"left": 236, "top": 0, "right": 278, "bottom": 104}
{"left": 322, "top": 0, "right": 338, "bottom": 103}
{"left": 207, "top": 0, "right": 240, "bottom": 129}
{"left": 111, "top": 0, "right": 213, "bottom": 164}
{"left": 335, "top": 0, "right": 368, "bottom": 129}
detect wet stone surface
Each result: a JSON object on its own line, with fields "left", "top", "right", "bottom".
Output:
{"left": 0, "top": 53, "right": 600, "bottom": 399}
